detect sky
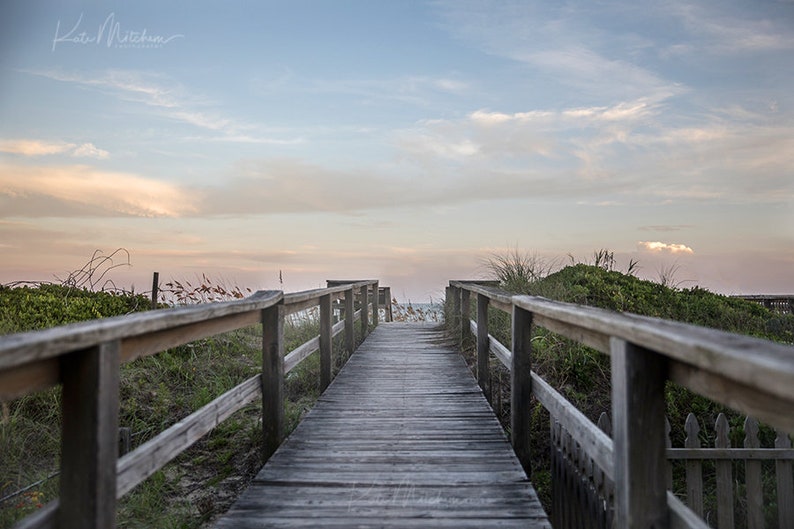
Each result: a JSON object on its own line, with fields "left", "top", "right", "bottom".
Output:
{"left": 0, "top": 0, "right": 792, "bottom": 302}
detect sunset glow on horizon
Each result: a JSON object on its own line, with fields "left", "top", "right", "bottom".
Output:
{"left": 1, "top": 1, "right": 792, "bottom": 301}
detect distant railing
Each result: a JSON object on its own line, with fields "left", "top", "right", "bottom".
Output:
{"left": 447, "top": 280, "right": 794, "bottom": 529}
{"left": 733, "top": 295, "right": 794, "bottom": 314}
{"left": 0, "top": 279, "right": 384, "bottom": 529}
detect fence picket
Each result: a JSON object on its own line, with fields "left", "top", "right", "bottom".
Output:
{"left": 744, "top": 417, "right": 764, "bottom": 529}
{"left": 776, "top": 429, "right": 794, "bottom": 529}
{"left": 714, "top": 414, "right": 734, "bottom": 529}
{"left": 685, "top": 413, "right": 704, "bottom": 517}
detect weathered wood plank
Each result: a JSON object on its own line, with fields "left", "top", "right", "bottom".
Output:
{"left": 611, "top": 338, "right": 668, "bottom": 529}
{"left": 512, "top": 295, "right": 794, "bottom": 424}
{"left": 0, "top": 357, "right": 60, "bottom": 401}
{"left": 477, "top": 293, "right": 490, "bottom": 399}
{"left": 116, "top": 374, "right": 261, "bottom": 497}
{"left": 714, "top": 414, "right": 734, "bottom": 529}
{"left": 214, "top": 323, "right": 550, "bottom": 528}
{"left": 743, "top": 417, "right": 764, "bottom": 529}
{"left": 262, "top": 304, "right": 284, "bottom": 462}
{"left": 776, "top": 430, "right": 794, "bottom": 529}
{"left": 511, "top": 307, "right": 533, "bottom": 476}
{"left": 320, "top": 294, "right": 332, "bottom": 391}
{"left": 59, "top": 340, "right": 120, "bottom": 529}
{"left": 0, "top": 291, "right": 282, "bottom": 371}
{"left": 684, "top": 413, "right": 704, "bottom": 517}
{"left": 531, "top": 371, "right": 614, "bottom": 481}
{"left": 344, "top": 288, "right": 355, "bottom": 354}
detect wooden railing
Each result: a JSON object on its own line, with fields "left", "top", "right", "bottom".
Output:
{"left": 733, "top": 295, "right": 794, "bottom": 315}
{"left": 447, "top": 280, "right": 794, "bottom": 529}
{"left": 0, "top": 279, "right": 383, "bottom": 529}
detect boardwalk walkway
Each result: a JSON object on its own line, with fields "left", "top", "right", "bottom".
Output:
{"left": 215, "top": 322, "right": 550, "bottom": 528}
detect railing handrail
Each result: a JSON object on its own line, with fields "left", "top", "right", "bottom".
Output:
{"left": 0, "top": 291, "right": 282, "bottom": 371}
{"left": 450, "top": 280, "right": 794, "bottom": 433}
{"left": 1, "top": 279, "right": 383, "bottom": 529}
{"left": 448, "top": 279, "right": 794, "bottom": 529}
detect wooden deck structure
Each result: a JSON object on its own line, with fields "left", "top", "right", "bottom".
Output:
{"left": 3, "top": 276, "right": 793, "bottom": 529}
{"left": 215, "top": 323, "right": 550, "bottom": 528}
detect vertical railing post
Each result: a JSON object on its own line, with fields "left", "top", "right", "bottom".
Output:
{"left": 150, "top": 271, "right": 159, "bottom": 309}
{"left": 262, "top": 302, "right": 284, "bottom": 462}
{"left": 460, "top": 287, "right": 471, "bottom": 347}
{"left": 59, "top": 340, "right": 120, "bottom": 529}
{"left": 611, "top": 338, "right": 669, "bottom": 528}
{"left": 511, "top": 305, "right": 532, "bottom": 476}
{"left": 776, "top": 429, "right": 794, "bottom": 528}
{"left": 477, "top": 293, "right": 490, "bottom": 401}
{"left": 320, "top": 293, "right": 332, "bottom": 391}
{"left": 447, "top": 286, "right": 459, "bottom": 334}
{"left": 344, "top": 287, "right": 355, "bottom": 355}
{"left": 372, "top": 281, "right": 380, "bottom": 326}
{"left": 359, "top": 284, "right": 369, "bottom": 338}
{"left": 384, "top": 287, "right": 393, "bottom": 322}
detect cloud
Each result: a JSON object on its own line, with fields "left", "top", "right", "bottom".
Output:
{"left": 0, "top": 162, "right": 197, "bottom": 217}
{"left": 28, "top": 69, "right": 296, "bottom": 144}
{"left": 433, "top": 1, "right": 683, "bottom": 102}
{"left": 667, "top": 1, "right": 794, "bottom": 53}
{"left": 638, "top": 241, "right": 694, "bottom": 254}
{"left": 70, "top": 143, "right": 110, "bottom": 159}
{"left": 0, "top": 139, "right": 109, "bottom": 159}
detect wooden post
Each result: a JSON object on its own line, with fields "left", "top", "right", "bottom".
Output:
{"left": 372, "top": 281, "right": 379, "bottom": 326}
{"left": 714, "top": 414, "right": 734, "bottom": 529}
{"left": 684, "top": 413, "right": 703, "bottom": 516}
{"left": 59, "top": 340, "right": 120, "bottom": 529}
{"left": 150, "top": 272, "right": 159, "bottom": 309}
{"left": 449, "top": 286, "right": 460, "bottom": 338}
{"left": 611, "top": 338, "right": 669, "bottom": 529}
{"left": 359, "top": 285, "right": 369, "bottom": 338}
{"left": 384, "top": 287, "right": 393, "bottom": 322}
{"left": 776, "top": 429, "right": 794, "bottom": 529}
{"left": 262, "top": 303, "right": 284, "bottom": 461}
{"left": 344, "top": 288, "right": 355, "bottom": 356}
{"left": 511, "top": 305, "right": 532, "bottom": 476}
{"left": 460, "top": 288, "right": 471, "bottom": 347}
{"left": 118, "top": 427, "right": 131, "bottom": 457}
{"left": 320, "top": 293, "right": 332, "bottom": 391}
{"left": 477, "top": 293, "right": 490, "bottom": 400}
{"left": 744, "top": 417, "right": 763, "bottom": 529}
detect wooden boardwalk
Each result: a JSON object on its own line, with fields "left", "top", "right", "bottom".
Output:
{"left": 215, "top": 322, "right": 550, "bottom": 528}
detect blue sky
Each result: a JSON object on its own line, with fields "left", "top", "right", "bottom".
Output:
{"left": 1, "top": 0, "right": 792, "bottom": 301}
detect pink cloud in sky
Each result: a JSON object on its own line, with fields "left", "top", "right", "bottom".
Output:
{"left": 638, "top": 241, "right": 694, "bottom": 254}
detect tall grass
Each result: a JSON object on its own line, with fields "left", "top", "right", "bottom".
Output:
{"left": 0, "top": 273, "right": 365, "bottom": 528}
{"left": 450, "top": 248, "right": 792, "bottom": 523}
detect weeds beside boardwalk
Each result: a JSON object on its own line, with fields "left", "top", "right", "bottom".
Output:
{"left": 0, "top": 275, "right": 437, "bottom": 528}
{"left": 0, "top": 280, "right": 361, "bottom": 528}
{"left": 449, "top": 249, "right": 794, "bottom": 526}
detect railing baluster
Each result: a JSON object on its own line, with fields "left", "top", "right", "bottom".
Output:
{"left": 59, "top": 340, "right": 120, "bottom": 529}
{"left": 460, "top": 288, "right": 471, "bottom": 346}
{"left": 360, "top": 284, "right": 369, "bottom": 337}
{"left": 344, "top": 287, "right": 355, "bottom": 355}
{"left": 262, "top": 302, "right": 284, "bottom": 461}
{"left": 611, "top": 338, "right": 668, "bottom": 528}
{"left": 320, "top": 293, "right": 332, "bottom": 391}
{"left": 511, "top": 305, "right": 533, "bottom": 476}
{"left": 372, "top": 281, "right": 379, "bottom": 325}
{"left": 776, "top": 429, "right": 794, "bottom": 529}
{"left": 384, "top": 287, "right": 393, "bottom": 322}
{"left": 477, "top": 293, "right": 490, "bottom": 401}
